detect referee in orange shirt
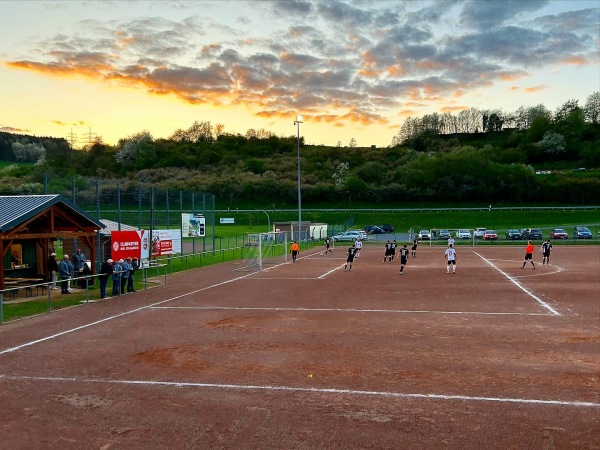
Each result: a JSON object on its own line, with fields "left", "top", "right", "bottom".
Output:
{"left": 290, "top": 241, "right": 300, "bottom": 263}
{"left": 521, "top": 240, "right": 536, "bottom": 269}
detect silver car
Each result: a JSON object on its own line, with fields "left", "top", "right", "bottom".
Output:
{"left": 456, "top": 229, "right": 472, "bottom": 239}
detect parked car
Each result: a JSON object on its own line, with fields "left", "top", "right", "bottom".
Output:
{"left": 549, "top": 228, "right": 569, "bottom": 239}
{"left": 521, "top": 228, "right": 542, "bottom": 240}
{"left": 456, "top": 229, "right": 472, "bottom": 239}
{"left": 333, "top": 230, "right": 368, "bottom": 242}
{"left": 378, "top": 224, "right": 395, "bottom": 233}
{"left": 437, "top": 229, "right": 451, "bottom": 240}
{"left": 505, "top": 229, "right": 521, "bottom": 240}
{"left": 483, "top": 230, "right": 498, "bottom": 240}
{"left": 474, "top": 228, "right": 486, "bottom": 239}
{"left": 364, "top": 225, "right": 384, "bottom": 235}
{"left": 573, "top": 226, "right": 592, "bottom": 239}
{"left": 417, "top": 229, "right": 431, "bottom": 241}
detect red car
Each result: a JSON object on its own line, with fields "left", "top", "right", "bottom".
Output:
{"left": 483, "top": 230, "right": 498, "bottom": 240}
{"left": 550, "top": 228, "right": 568, "bottom": 239}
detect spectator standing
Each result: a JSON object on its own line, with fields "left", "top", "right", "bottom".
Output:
{"left": 290, "top": 241, "right": 300, "bottom": 262}
{"left": 59, "top": 255, "right": 71, "bottom": 294}
{"left": 521, "top": 241, "right": 536, "bottom": 269}
{"left": 540, "top": 240, "right": 553, "bottom": 265}
{"left": 99, "top": 259, "right": 113, "bottom": 299}
{"left": 112, "top": 259, "right": 123, "bottom": 296}
{"left": 121, "top": 258, "right": 132, "bottom": 294}
{"left": 445, "top": 244, "right": 457, "bottom": 274}
{"left": 48, "top": 253, "right": 59, "bottom": 290}
{"left": 127, "top": 257, "right": 138, "bottom": 292}
{"left": 72, "top": 248, "right": 87, "bottom": 288}
{"left": 398, "top": 244, "right": 409, "bottom": 275}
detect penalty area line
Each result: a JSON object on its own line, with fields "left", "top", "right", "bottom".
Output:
{"left": 150, "top": 306, "right": 554, "bottom": 316}
{"left": 473, "top": 252, "right": 560, "bottom": 316}
{"left": 1, "top": 374, "right": 597, "bottom": 408}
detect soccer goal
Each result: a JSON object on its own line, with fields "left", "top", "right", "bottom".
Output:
{"left": 236, "top": 231, "right": 289, "bottom": 272}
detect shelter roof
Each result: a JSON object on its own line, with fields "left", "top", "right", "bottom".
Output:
{"left": 99, "top": 219, "right": 138, "bottom": 235}
{"left": 0, "top": 194, "right": 104, "bottom": 233}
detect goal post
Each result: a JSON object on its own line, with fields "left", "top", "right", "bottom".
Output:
{"left": 236, "top": 231, "right": 289, "bottom": 272}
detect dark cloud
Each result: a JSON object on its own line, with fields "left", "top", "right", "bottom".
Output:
{"left": 5, "top": 0, "right": 598, "bottom": 129}
{"left": 0, "top": 126, "right": 31, "bottom": 133}
{"left": 316, "top": 0, "right": 374, "bottom": 28}
{"left": 459, "top": 0, "right": 548, "bottom": 30}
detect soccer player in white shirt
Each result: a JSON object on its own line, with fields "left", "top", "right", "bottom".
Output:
{"left": 354, "top": 238, "right": 363, "bottom": 258}
{"left": 444, "top": 244, "right": 457, "bottom": 274}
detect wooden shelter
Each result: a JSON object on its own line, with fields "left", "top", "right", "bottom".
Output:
{"left": 0, "top": 195, "right": 104, "bottom": 290}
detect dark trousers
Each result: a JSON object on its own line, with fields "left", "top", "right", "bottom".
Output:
{"left": 127, "top": 274, "right": 135, "bottom": 292}
{"left": 99, "top": 277, "right": 108, "bottom": 299}
{"left": 112, "top": 279, "right": 120, "bottom": 296}
{"left": 61, "top": 279, "right": 69, "bottom": 293}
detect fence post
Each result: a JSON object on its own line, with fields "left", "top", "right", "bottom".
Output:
{"left": 0, "top": 292, "right": 3, "bottom": 325}
{"left": 47, "top": 285, "right": 52, "bottom": 313}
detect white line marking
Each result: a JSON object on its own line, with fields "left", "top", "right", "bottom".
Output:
{"left": 473, "top": 252, "right": 560, "bottom": 316}
{"left": 485, "top": 259, "right": 564, "bottom": 278}
{"left": 318, "top": 265, "right": 345, "bottom": 279}
{"left": 1, "top": 374, "right": 597, "bottom": 408}
{"left": 0, "top": 271, "right": 262, "bottom": 356}
{"left": 150, "top": 306, "right": 553, "bottom": 316}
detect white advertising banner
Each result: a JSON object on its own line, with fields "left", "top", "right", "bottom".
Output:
{"left": 182, "top": 213, "right": 206, "bottom": 237}
{"left": 151, "top": 229, "right": 182, "bottom": 256}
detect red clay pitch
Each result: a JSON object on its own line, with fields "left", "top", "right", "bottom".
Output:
{"left": 1, "top": 244, "right": 599, "bottom": 449}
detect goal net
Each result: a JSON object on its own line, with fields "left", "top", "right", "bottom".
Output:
{"left": 236, "top": 231, "right": 289, "bottom": 272}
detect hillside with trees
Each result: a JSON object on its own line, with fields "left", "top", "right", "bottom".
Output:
{"left": 0, "top": 92, "right": 598, "bottom": 205}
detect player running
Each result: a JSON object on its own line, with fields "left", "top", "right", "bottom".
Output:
{"left": 345, "top": 244, "right": 357, "bottom": 271}
{"left": 322, "top": 237, "right": 333, "bottom": 256}
{"left": 398, "top": 244, "right": 409, "bottom": 275}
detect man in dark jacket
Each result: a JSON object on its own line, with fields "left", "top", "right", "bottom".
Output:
{"left": 99, "top": 259, "right": 113, "bottom": 299}
{"left": 48, "top": 253, "right": 59, "bottom": 290}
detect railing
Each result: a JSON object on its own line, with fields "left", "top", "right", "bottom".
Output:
{"left": 0, "top": 265, "right": 167, "bottom": 325}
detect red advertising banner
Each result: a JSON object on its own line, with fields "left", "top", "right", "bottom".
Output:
{"left": 111, "top": 230, "right": 142, "bottom": 260}
{"left": 150, "top": 229, "right": 180, "bottom": 257}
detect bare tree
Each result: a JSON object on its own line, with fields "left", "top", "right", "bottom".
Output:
{"left": 583, "top": 91, "right": 600, "bottom": 124}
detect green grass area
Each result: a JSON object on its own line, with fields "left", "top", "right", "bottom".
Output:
{"left": 2, "top": 239, "right": 322, "bottom": 323}
{"left": 212, "top": 208, "right": 599, "bottom": 237}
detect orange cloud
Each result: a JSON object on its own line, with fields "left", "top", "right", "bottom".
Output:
{"left": 499, "top": 71, "right": 529, "bottom": 82}
{"left": 398, "top": 109, "right": 418, "bottom": 117}
{"left": 441, "top": 105, "right": 469, "bottom": 113}
{"left": 560, "top": 55, "right": 588, "bottom": 66}
{"left": 7, "top": 60, "right": 113, "bottom": 79}
{"left": 387, "top": 65, "right": 407, "bottom": 77}
{"left": 523, "top": 85, "right": 548, "bottom": 93}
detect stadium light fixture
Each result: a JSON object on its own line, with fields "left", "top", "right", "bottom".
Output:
{"left": 294, "top": 115, "right": 303, "bottom": 241}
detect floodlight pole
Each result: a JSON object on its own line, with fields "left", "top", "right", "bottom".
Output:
{"left": 257, "top": 209, "right": 271, "bottom": 233}
{"left": 294, "top": 115, "right": 303, "bottom": 241}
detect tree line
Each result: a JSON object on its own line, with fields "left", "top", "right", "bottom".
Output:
{"left": 0, "top": 92, "right": 598, "bottom": 205}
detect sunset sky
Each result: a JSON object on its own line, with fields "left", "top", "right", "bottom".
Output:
{"left": 0, "top": 0, "right": 598, "bottom": 148}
